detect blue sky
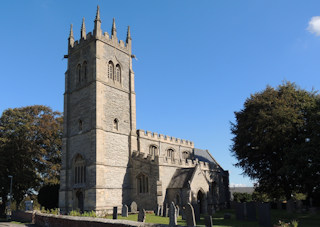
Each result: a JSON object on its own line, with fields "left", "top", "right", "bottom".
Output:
{"left": 1, "top": 0, "right": 320, "bottom": 187}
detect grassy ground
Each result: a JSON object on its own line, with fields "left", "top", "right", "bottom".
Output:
{"left": 106, "top": 209, "right": 320, "bottom": 227}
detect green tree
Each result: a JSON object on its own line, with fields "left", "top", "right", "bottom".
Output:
{"left": 231, "top": 82, "right": 319, "bottom": 200}
{"left": 0, "top": 105, "right": 62, "bottom": 214}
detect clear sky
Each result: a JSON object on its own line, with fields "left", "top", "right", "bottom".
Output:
{"left": 1, "top": 0, "right": 320, "bottom": 187}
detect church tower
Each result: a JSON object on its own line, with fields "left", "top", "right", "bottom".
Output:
{"left": 59, "top": 6, "right": 137, "bottom": 214}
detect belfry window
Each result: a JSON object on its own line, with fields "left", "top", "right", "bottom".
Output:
{"left": 137, "top": 174, "right": 149, "bottom": 193}
{"left": 113, "top": 118, "right": 119, "bottom": 130}
{"left": 74, "top": 155, "right": 86, "bottom": 185}
{"left": 108, "top": 61, "right": 114, "bottom": 80}
{"left": 182, "top": 151, "right": 190, "bottom": 159}
{"left": 77, "top": 64, "right": 81, "bottom": 83}
{"left": 167, "top": 149, "right": 175, "bottom": 161}
{"left": 83, "top": 61, "right": 87, "bottom": 81}
{"left": 116, "top": 64, "right": 121, "bottom": 83}
{"left": 149, "top": 145, "right": 158, "bottom": 157}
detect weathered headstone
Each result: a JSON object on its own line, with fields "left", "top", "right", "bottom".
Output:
{"left": 113, "top": 207, "right": 118, "bottom": 219}
{"left": 193, "top": 203, "right": 200, "bottom": 222}
{"left": 205, "top": 215, "right": 213, "bottom": 227}
{"left": 176, "top": 205, "right": 179, "bottom": 217}
{"left": 184, "top": 203, "right": 196, "bottom": 227}
{"left": 122, "top": 205, "right": 128, "bottom": 217}
{"left": 246, "top": 202, "right": 256, "bottom": 221}
{"left": 258, "top": 203, "right": 271, "bottom": 227}
{"left": 138, "top": 209, "right": 146, "bottom": 222}
{"left": 235, "top": 202, "right": 245, "bottom": 220}
{"left": 131, "top": 201, "right": 137, "bottom": 213}
{"left": 169, "top": 202, "right": 177, "bottom": 227}
{"left": 286, "top": 199, "right": 294, "bottom": 213}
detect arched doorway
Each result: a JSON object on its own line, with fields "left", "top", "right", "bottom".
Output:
{"left": 76, "top": 191, "right": 84, "bottom": 213}
{"left": 197, "top": 190, "right": 204, "bottom": 214}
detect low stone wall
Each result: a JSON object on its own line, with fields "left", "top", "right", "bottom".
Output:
{"left": 14, "top": 211, "right": 168, "bottom": 227}
{"left": 12, "top": 210, "right": 34, "bottom": 223}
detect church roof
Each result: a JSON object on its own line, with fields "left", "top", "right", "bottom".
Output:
{"left": 193, "top": 148, "right": 223, "bottom": 169}
{"left": 167, "top": 168, "right": 196, "bottom": 189}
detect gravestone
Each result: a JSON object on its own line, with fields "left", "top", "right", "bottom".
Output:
{"left": 169, "top": 202, "right": 177, "bottom": 227}
{"left": 176, "top": 205, "right": 179, "bottom": 217}
{"left": 162, "top": 203, "right": 168, "bottom": 217}
{"left": 258, "top": 203, "right": 271, "bottom": 227}
{"left": 184, "top": 203, "right": 196, "bottom": 227}
{"left": 122, "top": 205, "right": 128, "bottom": 217}
{"left": 166, "top": 207, "right": 170, "bottom": 217}
{"left": 286, "top": 199, "right": 294, "bottom": 213}
{"left": 113, "top": 207, "right": 118, "bottom": 219}
{"left": 205, "top": 215, "right": 213, "bottom": 227}
{"left": 131, "top": 201, "right": 137, "bottom": 213}
{"left": 207, "top": 205, "right": 215, "bottom": 215}
{"left": 193, "top": 203, "right": 200, "bottom": 222}
{"left": 246, "top": 202, "right": 256, "bottom": 221}
{"left": 158, "top": 205, "right": 163, "bottom": 216}
{"left": 138, "top": 209, "right": 146, "bottom": 222}
{"left": 181, "top": 207, "right": 186, "bottom": 220}
{"left": 235, "top": 202, "right": 245, "bottom": 220}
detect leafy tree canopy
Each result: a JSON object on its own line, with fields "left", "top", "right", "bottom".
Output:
{"left": 0, "top": 105, "right": 62, "bottom": 213}
{"left": 231, "top": 82, "right": 320, "bottom": 200}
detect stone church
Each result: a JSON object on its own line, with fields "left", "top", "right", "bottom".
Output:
{"left": 59, "top": 6, "right": 230, "bottom": 215}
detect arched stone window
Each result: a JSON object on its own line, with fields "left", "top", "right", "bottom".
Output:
{"left": 77, "top": 64, "right": 81, "bottom": 84}
{"left": 167, "top": 148, "right": 175, "bottom": 161}
{"left": 108, "top": 61, "right": 114, "bottom": 80}
{"left": 149, "top": 145, "right": 158, "bottom": 157}
{"left": 113, "top": 118, "right": 119, "bottom": 130}
{"left": 74, "top": 155, "right": 86, "bottom": 185}
{"left": 116, "top": 64, "right": 121, "bottom": 83}
{"left": 83, "top": 61, "right": 87, "bottom": 81}
{"left": 182, "top": 151, "right": 190, "bottom": 159}
{"left": 137, "top": 173, "right": 148, "bottom": 194}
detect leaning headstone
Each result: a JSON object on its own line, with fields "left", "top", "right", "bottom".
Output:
{"left": 122, "top": 205, "right": 128, "bottom": 217}
{"left": 246, "top": 202, "right": 256, "bottom": 221}
{"left": 286, "top": 199, "right": 294, "bottom": 213}
{"left": 113, "top": 207, "right": 118, "bottom": 219}
{"left": 235, "top": 202, "right": 245, "bottom": 220}
{"left": 184, "top": 203, "right": 196, "bottom": 227}
{"left": 131, "top": 201, "right": 137, "bottom": 213}
{"left": 169, "top": 202, "right": 177, "bottom": 227}
{"left": 258, "top": 203, "right": 271, "bottom": 227}
{"left": 138, "top": 209, "right": 146, "bottom": 222}
{"left": 205, "top": 215, "right": 213, "bottom": 227}
{"left": 193, "top": 203, "right": 200, "bottom": 222}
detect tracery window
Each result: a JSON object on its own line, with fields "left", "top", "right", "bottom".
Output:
{"left": 108, "top": 61, "right": 114, "bottom": 80}
{"left": 137, "top": 174, "right": 149, "bottom": 193}
{"left": 149, "top": 145, "right": 158, "bottom": 157}
{"left": 74, "top": 155, "right": 86, "bottom": 185}
{"left": 116, "top": 64, "right": 121, "bottom": 83}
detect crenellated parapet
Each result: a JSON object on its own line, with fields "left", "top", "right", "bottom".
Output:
{"left": 137, "top": 129, "right": 194, "bottom": 148}
{"left": 131, "top": 150, "right": 210, "bottom": 170}
{"left": 68, "top": 6, "right": 131, "bottom": 55}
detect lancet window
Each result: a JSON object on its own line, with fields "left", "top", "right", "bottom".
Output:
{"left": 116, "top": 64, "right": 121, "bottom": 83}
{"left": 74, "top": 155, "right": 86, "bottom": 185}
{"left": 108, "top": 61, "right": 114, "bottom": 80}
{"left": 137, "top": 174, "right": 149, "bottom": 194}
{"left": 149, "top": 145, "right": 158, "bottom": 157}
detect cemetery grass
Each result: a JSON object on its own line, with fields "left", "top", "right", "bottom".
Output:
{"left": 106, "top": 209, "right": 320, "bottom": 227}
